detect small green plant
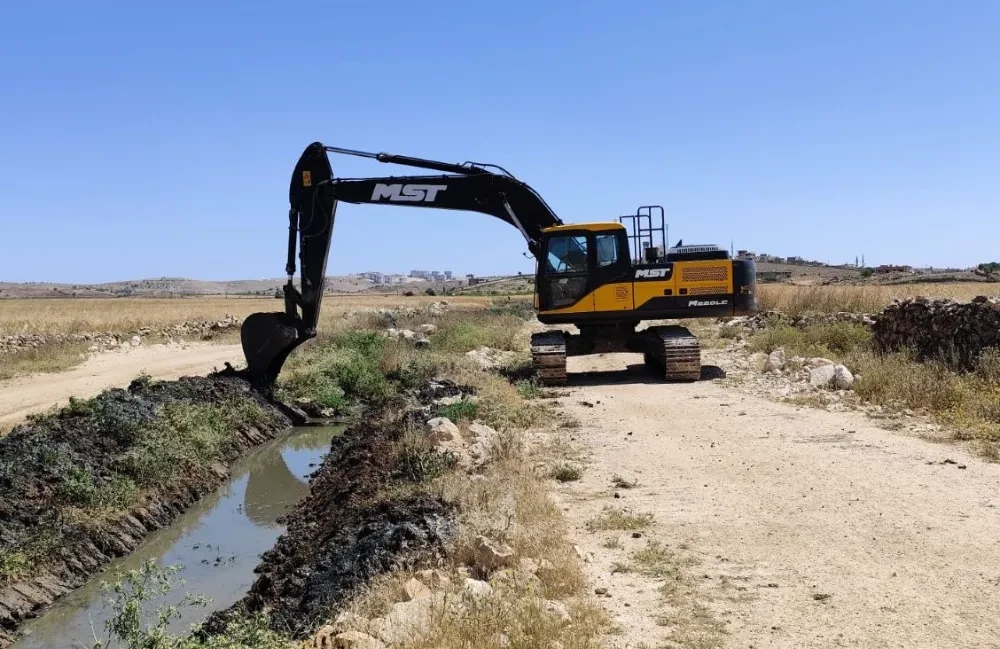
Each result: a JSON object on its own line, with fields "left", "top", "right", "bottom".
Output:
{"left": 549, "top": 463, "right": 582, "bottom": 482}
{"left": 630, "top": 540, "right": 680, "bottom": 578}
{"left": 0, "top": 550, "right": 28, "bottom": 583}
{"left": 438, "top": 399, "right": 479, "bottom": 422}
{"left": 585, "top": 506, "right": 654, "bottom": 532}
{"left": 92, "top": 558, "right": 295, "bottom": 649}
{"left": 601, "top": 536, "right": 623, "bottom": 550}
{"left": 515, "top": 379, "right": 543, "bottom": 399}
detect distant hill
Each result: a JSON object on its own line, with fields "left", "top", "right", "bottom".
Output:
{"left": 0, "top": 276, "right": 376, "bottom": 298}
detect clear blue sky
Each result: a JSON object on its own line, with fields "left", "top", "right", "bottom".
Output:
{"left": 2, "top": 1, "right": 998, "bottom": 283}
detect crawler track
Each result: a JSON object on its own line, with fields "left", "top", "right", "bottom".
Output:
{"left": 531, "top": 331, "right": 567, "bottom": 386}
{"left": 644, "top": 325, "right": 701, "bottom": 381}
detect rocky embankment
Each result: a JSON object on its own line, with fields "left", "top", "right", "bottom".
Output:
{"left": 209, "top": 379, "right": 543, "bottom": 648}
{"left": 873, "top": 296, "right": 1000, "bottom": 370}
{"left": 0, "top": 315, "right": 242, "bottom": 355}
{"left": 0, "top": 373, "right": 291, "bottom": 648}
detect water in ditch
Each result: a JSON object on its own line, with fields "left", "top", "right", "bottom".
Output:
{"left": 12, "top": 425, "right": 343, "bottom": 649}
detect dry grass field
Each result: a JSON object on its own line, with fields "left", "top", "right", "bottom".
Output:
{"left": 758, "top": 282, "right": 1000, "bottom": 315}
{"left": 0, "top": 294, "right": 503, "bottom": 337}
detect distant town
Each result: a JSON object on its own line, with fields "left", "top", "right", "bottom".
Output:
{"left": 355, "top": 270, "right": 495, "bottom": 286}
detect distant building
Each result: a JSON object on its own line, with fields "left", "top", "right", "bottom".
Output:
{"left": 876, "top": 264, "right": 913, "bottom": 274}
{"left": 444, "top": 271, "right": 453, "bottom": 280}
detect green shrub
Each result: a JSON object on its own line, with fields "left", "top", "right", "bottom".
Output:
{"left": 750, "top": 322, "right": 872, "bottom": 360}
{"left": 438, "top": 399, "right": 479, "bottom": 422}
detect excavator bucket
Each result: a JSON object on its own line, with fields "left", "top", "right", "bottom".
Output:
{"left": 239, "top": 311, "right": 306, "bottom": 388}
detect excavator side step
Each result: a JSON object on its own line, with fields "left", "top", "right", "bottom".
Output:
{"left": 530, "top": 331, "right": 567, "bottom": 386}
{"left": 643, "top": 325, "right": 702, "bottom": 381}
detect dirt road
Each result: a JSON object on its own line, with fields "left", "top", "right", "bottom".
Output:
{"left": 551, "top": 351, "right": 1000, "bottom": 649}
{"left": 0, "top": 343, "right": 243, "bottom": 426}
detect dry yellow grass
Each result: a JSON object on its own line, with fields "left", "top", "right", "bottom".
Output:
{"left": 758, "top": 283, "right": 1000, "bottom": 314}
{"left": 0, "top": 295, "right": 498, "bottom": 337}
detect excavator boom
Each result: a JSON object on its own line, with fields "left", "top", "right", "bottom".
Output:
{"left": 239, "top": 142, "right": 563, "bottom": 388}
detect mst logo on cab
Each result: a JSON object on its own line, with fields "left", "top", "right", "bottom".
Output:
{"left": 634, "top": 268, "right": 670, "bottom": 279}
{"left": 371, "top": 183, "right": 447, "bottom": 202}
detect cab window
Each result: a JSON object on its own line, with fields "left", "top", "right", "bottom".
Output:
{"left": 545, "top": 235, "right": 588, "bottom": 274}
{"left": 596, "top": 233, "right": 619, "bottom": 267}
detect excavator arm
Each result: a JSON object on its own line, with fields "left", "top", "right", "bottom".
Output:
{"left": 237, "top": 142, "right": 562, "bottom": 389}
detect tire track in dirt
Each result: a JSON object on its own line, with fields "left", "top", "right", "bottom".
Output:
{"left": 0, "top": 343, "right": 243, "bottom": 427}
{"left": 549, "top": 351, "right": 1000, "bottom": 649}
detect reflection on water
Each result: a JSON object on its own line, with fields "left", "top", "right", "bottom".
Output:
{"left": 13, "top": 426, "right": 342, "bottom": 649}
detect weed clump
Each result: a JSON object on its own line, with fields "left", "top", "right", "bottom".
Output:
{"left": 585, "top": 506, "right": 654, "bottom": 532}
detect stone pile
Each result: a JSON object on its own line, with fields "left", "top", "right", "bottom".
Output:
{"left": 873, "top": 296, "right": 1000, "bottom": 371}
{"left": 723, "top": 310, "right": 876, "bottom": 334}
{"left": 0, "top": 315, "right": 242, "bottom": 355}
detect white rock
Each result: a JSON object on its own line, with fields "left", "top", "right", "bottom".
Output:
{"left": 371, "top": 595, "right": 443, "bottom": 645}
{"left": 751, "top": 352, "right": 769, "bottom": 373}
{"left": 130, "top": 335, "right": 142, "bottom": 347}
{"left": 383, "top": 328, "right": 399, "bottom": 339}
{"left": 809, "top": 364, "right": 837, "bottom": 388}
{"left": 474, "top": 535, "right": 515, "bottom": 572}
{"left": 414, "top": 569, "right": 451, "bottom": 590}
{"left": 332, "top": 630, "right": 386, "bottom": 649}
{"left": 768, "top": 348, "right": 786, "bottom": 370}
{"left": 426, "top": 417, "right": 459, "bottom": 443}
{"left": 401, "top": 577, "right": 432, "bottom": 601}
{"left": 468, "top": 422, "right": 499, "bottom": 441}
{"left": 417, "top": 323, "right": 438, "bottom": 334}
{"left": 833, "top": 364, "right": 855, "bottom": 390}
{"left": 462, "top": 577, "right": 493, "bottom": 597}
{"left": 331, "top": 611, "right": 368, "bottom": 634}
{"left": 400, "top": 329, "right": 416, "bottom": 340}
{"left": 539, "top": 599, "right": 571, "bottom": 622}
{"left": 414, "top": 337, "right": 431, "bottom": 348}
{"left": 807, "top": 357, "right": 835, "bottom": 368}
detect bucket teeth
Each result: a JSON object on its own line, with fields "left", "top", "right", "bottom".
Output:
{"left": 531, "top": 331, "right": 567, "bottom": 386}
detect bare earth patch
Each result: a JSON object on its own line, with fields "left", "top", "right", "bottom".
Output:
{"left": 545, "top": 350, "right": 1000, "bottom": 648}
{"left": 0, "top": 342, "right": 243, "bottom": 427}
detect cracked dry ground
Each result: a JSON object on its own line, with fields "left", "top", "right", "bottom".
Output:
{"left": 544, "top": 349, "right": 1000, "bottom": 649}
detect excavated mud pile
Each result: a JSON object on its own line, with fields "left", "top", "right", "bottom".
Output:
{"left": 0, "top": 375, "right": 291, "bottom": 647}
{"left": 873, "top": 296, "right": 1000, "bottom": 370}
{"left": 206, "top": 393, "right": 458, "bottom": 640}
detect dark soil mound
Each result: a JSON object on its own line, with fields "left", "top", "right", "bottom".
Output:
{"left": 206, "top": 402, "right": 457, "bottom": 639}
{"left": 0, "top": 374, "right": 291, "bottom": 646}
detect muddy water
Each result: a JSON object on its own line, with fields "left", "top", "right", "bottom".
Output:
{"left": 13, "top": 425, "right": 342, "bottom": 649}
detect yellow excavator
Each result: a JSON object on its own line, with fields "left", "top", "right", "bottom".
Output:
{"left": 237, "top": 142, "right": 758, "bottom": 388}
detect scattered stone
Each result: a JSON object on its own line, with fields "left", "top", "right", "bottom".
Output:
{"left": 399, "top": 329, "right": 417, "bottom": 341}
{"left": 463, "top": 577, "right": 493, "bottom": 597}
{"left": 519, "top": 557, "right": 541, "bottom": 574}
{"left": 833, "top": 364, "right": 855, "bottom": 390}
{"left": 414, "top": 337, "right": 431, "bottom": 348}
{"left": 414, "top": 569, "right": 451, "bottom": 590}
{"left": 417, "top": 323, "right": 438, "bottom": 334}
{"left": 594, "top": 587, "right": 608, "bottom": 595}
{"left": 331, "top": 630, "right": 386, "bottom": 649}
{"left": 401, "top": 577, "right": 432, "bottom": 602}
{"left": 426, "top": 417, "right": 459, "bottom": 443}
{"left": 768, "top": 348, "right": 786, "bottom": 370}
{"left": 807, "top": 357, "right": 835, "bottom": 368}
{"left": 751, "top": 353, "right": 769, "bottom": 373}
{"left": 539, "top": 599, "right": 571, "bottom": 622}
{"left": 632, "top": 532, "right": 642, "bottom": 539}
{"left": 331, "top": 611, "right": 369, "bottom": 634}
{"left": 130, "top": 335, "right": 142, "bottom": 347}
{"left": 809, "top": 364, "right": 837, "bottom": 389}
{"left": 812, "top": 593, "right": 832, "bottom": 601}
{"left": 473, "top": 535, "right": 515, "bottom": 572}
